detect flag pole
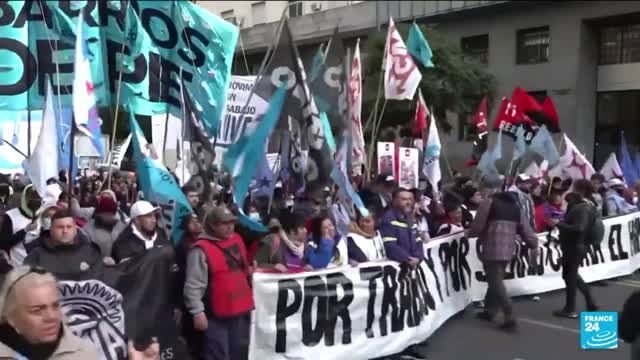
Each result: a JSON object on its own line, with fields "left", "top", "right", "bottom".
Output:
{"left": 67, "top": 123, "right": 76, "bottom": 203}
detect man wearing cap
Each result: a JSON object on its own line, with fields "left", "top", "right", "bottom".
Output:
{"left": 606, "top": 178, "right": 637, "bottom": 216}
{"left": 82, "top": 195, "right": 127, "bottom": 258}
{"left": 360, "top": 175, "right": 394, "bottom": 214}
{"left": 111, "top": 200, "right": 171, "bottom": 263}
{"left": 184, "top": 206, "right": 254, "bottom": 360}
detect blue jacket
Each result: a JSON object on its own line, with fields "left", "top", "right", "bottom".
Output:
{"left": 380, "top": 209, "right": 424, "bottom": 263}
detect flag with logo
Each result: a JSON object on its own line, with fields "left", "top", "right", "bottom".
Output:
{"left": 406, "top": 22, "right": 434, "bottom": 68}
{"left": 465, "top": 97, "right": 489, "bottom": 167}
{"left": 349, "top": 38, "right": 366, "bottom": 172}
{"left": 422, "top": 112, "right": 442, "bottom": 189}
{"left": 73, "top": 13, "right": 105, "bottom": 159}
{"left": 549, "top": 134, "right": 595, "bottom": 180}
{"left": 599, "top": 153, "right": 623, "bottom": 181}
{"left": 130, "top": 111, "right": 192, "bottom": 244}
{"left": 384, "top": 17, "right": 422, "bottom": 100}
{"left": 25, "top": 81, "right": 59, "bottom": 197}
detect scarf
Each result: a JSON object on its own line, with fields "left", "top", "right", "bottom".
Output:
{"left": 348, "top": 222, "right": 376, "bottom": 239}
{"left": 0, "top": 323, "right": 63, "bottom": 360}
{"left": 280, "top": 230, "right": 305, "bottom": 258}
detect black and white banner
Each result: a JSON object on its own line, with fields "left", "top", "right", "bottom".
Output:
{"left": 250, "top": 212, "right": 640, "bottom": 359}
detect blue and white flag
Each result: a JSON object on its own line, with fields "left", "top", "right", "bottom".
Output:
{"left": 478, "top": 129, "right": 503, "bottom": 183}
{"left": 512, "top": 125, "right": 528, "bottom": 160}
{"left": 224, "top": 83, "right": 287, "bottom": 232}
{"left": 73, "top": 12, "right": 105, "bottom": 159}
{"left": 422, "top": 112, "right": 442, "bottom": 189}
{"left": 130, "top": 111, "right": 192, "bottom": 245}
{"left": 332, "top": 134, "right": 369, "bottom": 217}
{"left": 529, "top": 125, "right": 559, "bottom": 167}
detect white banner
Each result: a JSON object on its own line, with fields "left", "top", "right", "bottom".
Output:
{"left": 250, "top": 212, "right": 640, "bottom": 360}
{"left": 399, "top": 147, "right": 419, "bottom": 190}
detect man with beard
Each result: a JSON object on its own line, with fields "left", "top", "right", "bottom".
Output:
{"left": 82, "top": 195, "right": 127, "bottom": 259}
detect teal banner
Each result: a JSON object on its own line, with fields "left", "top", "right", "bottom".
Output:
{"left": 0, "top": 0, "right": 238, "bottom": 137}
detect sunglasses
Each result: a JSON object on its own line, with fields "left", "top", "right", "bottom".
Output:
{"left": 6, "top": 266, "right": 48, "bottom": 296}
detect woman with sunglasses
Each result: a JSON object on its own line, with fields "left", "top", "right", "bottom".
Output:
{"left": 0, "top": 266, "right": 161, "bottom": 360}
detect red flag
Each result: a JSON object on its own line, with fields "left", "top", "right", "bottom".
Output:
{"left": 511, "top": 86, "right": 543, "bottom": 113}
{"left": 472, "top": 96, "right": 488, "bottom": 131}
{"left": 465, "top": 97, "right": 489, "bottom": 167}
{"left": 492, "top": 96, "right": 534, "bottom": 131}
{"left": 542, "top": 97, "right": 560, "bottom": 131}
{"left": 413, "top": 89, "right": 428, "bottom": 138}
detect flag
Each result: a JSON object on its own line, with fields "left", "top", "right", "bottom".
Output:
{"left": 310, "top": 43, "right": 325, "bottom": 82}
{"left": 477, "top": 128, "right": 503, "bottom": 183}
{"left": 465, "top": 97, "right": 488, "bottom": 167}
{"left": 549, "top": 134, "right": 595, "bottom": 180}
{"left": 54, "top": 105, "right": 75, "bottom": 176}
{"left": 130, "top": 111, "right": 192, "bottom": 244}
{"left": 384, "top": 17, "right": 422, "bottom": 100}
{"left": 635, "top": 153, "right": 640, "bottom": 181}
{"left": 332, "top": 133, "right": 369, "bottom": 217}
{"left": 73, "top": 12, "right": 105, "bottom": 159}
{"left": 406, "top": 22, "right": 434, "bottom": 68}
{"left": 423, "top": 112, "right": 442, "bottom": 189}
{"left": 541, "top": 97, "right": 561, "bottom": 133}
{"left": 512, "top": 125, "right": 528, "bottom": 160}
{"left": 109, "top": 134, "right": 132, "bottom": 169}
{"left": 254, "top": 18, "right": 332, "bottom": 191}
{"left": 310, "top": 26, "right": 349, "bottom": 138}
{"left": 528, "top": 125, "right": 559, "bottom": 167}
{"left": 252, "top": 153, "right": 277, "bottom": 199}
{"left": 599, "top": 153, "right": 623, "bottom": 181}
{"left": 349, "top": 38, "right": 366, "bottom": 171}
{"left": 523, "top": 162, "right": 543, "bottom": 182}
{"left": 224, "top": 83, "right": 287, "bottom": 232}
{"left": 511, "top": 87, "right": 543, "bottom": 114}
{"left": 25, "top": 81, "right": 59, "bottom": 197}
{"left": 320, "top": 112, "right": 337, "bottom": 153}
{"left": 620, "top": 133, "right": 638, "bottom": 186}
{"left": 413, "top": 89, "right": 429, "bottom": 137}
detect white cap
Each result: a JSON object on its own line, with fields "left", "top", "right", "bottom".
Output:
{"left": 385, "top": 175, "right": 395, "bottom": 182}
{"left": 130, "top": 201, "right": 159, "bottom": 219}
{"left": 608, "top": 178, "right": 625, "bottom": 187}
{"left": 517, "top": 174, "right": 531, "bottom": 181}
{"left": 275, "top": 181, "right": 283, "bottom": 189}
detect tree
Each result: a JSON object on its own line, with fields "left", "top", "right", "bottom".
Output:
{"left": 363, "top": 22, "right": 497, "bottom": 136}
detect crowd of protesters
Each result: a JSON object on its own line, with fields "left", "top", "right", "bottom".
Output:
{"left": 0, "top": 167, "right": 640, "bottom": 359}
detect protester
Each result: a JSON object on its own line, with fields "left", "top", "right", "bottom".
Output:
{"left": 346, "top": 209, "right": 386, "bottom": 264}
{"left": 510, "top": 175, "right": 536, "bottom": 229}
{"left": 536, "top": 192, "right": 565, "bottom": 233}
{"left": 606, "top": 178, "right": 637, "bottom": 216}
{"left": 255, "top": 212, "right": 309, "bottom": 271}
{"left": 111, "top": 200, "right": 170, "bottom": 263}
{"left": 380, "top": 188, "right": 424, "bottom": 268}
{"left": 306, "top": 213, "right": 347, "bottom": 269}
{"left": 82, "top": 195, "right": 127, "bottom": 258}
{"left": 360, "top": 175, "right": 394, "bottom": 214}
{"left": 184, "top": 206, "right": 253, "bottom": 360}
{"left": 553, "top": 180, "right": 599, "bottom": 318}
{"left": 436, "top": 201, "right": 465, "bottom": 236}
{"left": 460, "top": 185, "right": 482, "bottom": 228}
{"left": 591, "top": 174, "right": 607, "bottom": 216}
{"left": 182, "top": 185, "right": 202, "bottom": 213}
{"left": 0, "top": 185, "right": 42, "bottom": 267}
{"left": 620, "top": 290, "right": 640, "bottom": 359}
{"left": 468, "top": 190, "right": 539, "bottom": 331}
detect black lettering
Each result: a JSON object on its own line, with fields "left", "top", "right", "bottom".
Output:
{"left": 275, "top": 279, "right": 301, "bottom": 353}
{"left": 106, "top": 39, "right": 147, "bottom": 95}
{"left": 178, "top": 27, "right": 208, "bottom": 67}
{"left": 397, "top": 266, "right": 412, "bottom": 330}
{"left": 0, "top": 38, "right": 37, "bottom": 95}
{"left": 379, "top": 265, "right": 399, "bottom": 337}
{"left": 544, "top": 239, "right": 562, "bottom": 271}
{"left": 14, "top": 0, "right": 53, "bottom": 29}
{"left": 630, "top": 218, "right": 640, "bottom": 256}
{"left": 608, "top": 224, "right": 628, "bottom": 261}
{"left": 410, "top": 268, "right": 425, "bottom": 325}
{"left": 98, "top": 0, "right": 126, "bottom": 30}
{"left": 425, "top": 248, "right": 444, "bottom": 302}
{"left": 360, "top": 266, "right": 382, "bottom": 339}
{"left": 416, "top": 265, "right": 435, "bottom": 311}
{"left": 301, "top": 276, "right": 327, "bottom": 347}
{"left": 148, "top": 52, "right": 189, "bottom": 107}
{"left": 0, "top": 2, "right": 15, "bottom": 26}
{"left": 457, "top": 237, "right": 472, "bottom": 289}
{"left": 36, "top": 39, "right": 74, "bottom": 96}
{"left": 474, "top": 239, "right": 487, "bottom": 282}
{"left": 141, "top": 8, "right": 178, "bottom": 49}
{"left": 324, "top": 273, "right": 353, "bottom": 346}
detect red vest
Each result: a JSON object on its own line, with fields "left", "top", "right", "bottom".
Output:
{"left": 194, "top": 234, "right": 255, "bottom": 317}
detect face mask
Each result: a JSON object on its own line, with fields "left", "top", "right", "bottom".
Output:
{"left": 285, "top": 198, "right": 294, "bottom": 208}
{"left": 41, "top": 217, "right": 51, "bottom": 231}
{"left": 249, "top": 212, "right": 261, "bottom": 221}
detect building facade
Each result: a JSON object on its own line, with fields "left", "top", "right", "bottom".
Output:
{"left": 198, "top": 1, "right": 640, "bottom": 170}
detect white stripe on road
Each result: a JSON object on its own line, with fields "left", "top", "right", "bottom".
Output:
{"left": 519, "top": 317, "right": 581, "bottom": 335}
{"left": 612, "top": 280, "right": 640, "bottom": 288}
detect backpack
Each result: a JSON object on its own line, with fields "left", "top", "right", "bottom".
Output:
{"left": 586, "top": 201, "right": 605, "bottom": 246}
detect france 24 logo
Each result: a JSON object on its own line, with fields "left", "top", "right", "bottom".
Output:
{"left": 580, "top": 312, "right": 618, "bottom": 349}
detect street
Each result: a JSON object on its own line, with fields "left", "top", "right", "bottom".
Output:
{"left": 420, "top": 274, "right": 639, "bottom": 360}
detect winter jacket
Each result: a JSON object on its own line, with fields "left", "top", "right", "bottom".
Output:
{"left": 0, "top": 325, "right": 100, "bottom": 360}
{"left": 82, "top": 218, "right": 127, "bottom": 257}
{"left": 346, "top": 224, "right": 386, "bottom": 262}
{"left": 468, "top": 192, "right": 539, "bottom": 262}
{"left": 557, "top": 199, "right": 594, "bottom": 249}
{"left": 380, "top": 209, "right": 424, "bottom": 263}
{"left": 111, "top": 224, "right": 171, "bottom": 263}
{"left": 23, "top": 232, "right": 102, "bottom": 276}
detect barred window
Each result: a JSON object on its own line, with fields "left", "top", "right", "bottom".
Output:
{"left": 461, "top": 34, "right": 489, "bottom": 65}
{"left": 600, "top": 24, "right": 640, "bottom": 65}
{"left": 517, "top": 26, "right": 550, "bottom": 64}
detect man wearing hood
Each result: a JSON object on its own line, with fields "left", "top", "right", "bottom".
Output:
{"left": 184, "top": 206, "right": 254, "bottom": 360}
{"left": 0, "top": 185, "right": 42, "bottom": 267}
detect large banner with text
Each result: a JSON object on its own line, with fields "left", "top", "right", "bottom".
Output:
{"left": 250, "top": 212, "right": 640, "bottom": 360}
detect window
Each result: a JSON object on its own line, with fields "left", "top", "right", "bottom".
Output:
{"left": 221, "top": 10, "right": 236, "bottom": 25}
{"left": 516, "top": 26, "right": 550, "bottom": 64}
{"left": 461, "top": 34, "right": 489, "bottom": 65}
{"left": 594, "top": 91, "right": 640, "bottom": 168}
{"left": 252, "top": 2, "right": 266, "bottom": 25}
{"left": 599, "top": 24, "right": 640, "bottom": 65}
{"left": 288, "top": 0, "right": 303, "bottom": 17}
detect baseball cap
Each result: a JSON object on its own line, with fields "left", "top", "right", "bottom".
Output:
{"left": 608, "top": 178, "right": 625, "bottom": 187}
{"left": 129, "top": 201, "right": 159, "bottom": 219}
{"left": 205, "top": 206, "right": 238, "bottom": 224}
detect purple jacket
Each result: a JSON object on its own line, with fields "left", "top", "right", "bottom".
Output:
{"left": 380, "top": 209, "right": 424, "bottom": 263}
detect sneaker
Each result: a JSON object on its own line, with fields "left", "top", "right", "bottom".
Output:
{"left": 552, "top": 309, "right": 578, "bottom": 319}
{"left": 399, "top": 346, "right": 427, "bottom": 360}
{"left": 498, "top": 320, "right": 518, "bottom": 333}
{"left": 476, "top": 311, "right": 494, "bottom": 322}
{"left": 531, "top": 295, "right": 541, "bottom": 301}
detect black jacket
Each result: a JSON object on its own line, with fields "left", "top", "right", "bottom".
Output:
{"left": 24, "top": 232, "right": 102, "bottom": 275}
{"left": 111, "top": 224, "right": 172, "bottom": 263}
{"left": 621, "top": 291, "right": 640, "bottom": 343}
{"left": 558, "top": 200, "right": 593, "bottom": 248}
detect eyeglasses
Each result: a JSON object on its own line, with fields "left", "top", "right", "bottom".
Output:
{"left": 6, "top": 266, "right": 48, "bottom": 296}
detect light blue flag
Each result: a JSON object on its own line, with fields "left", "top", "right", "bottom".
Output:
{"left": 634, "top": 153, "right": 640, "bottom": 181}
{"left": 224, "top": 83, "right": 288, "bottom": 233}
{"left": 54, "top": 105, "right": 77, "bottom": 179}
{"left": 512, "top": 126, "right": 528, "bottom": 160}
{"left": 529, "top": 125, "right": 559, "bottom": 167}
{"left": 407, "top": 22, "right": 434, "bottom": 68}
{"left": 130, "top": 111, "right": 193, "bottom": 244}
{"left": 620, "top": 133, "right": 638, "bottom": 186}
{"left": 478, "top": 129, "right": 503, "bottom": 183}
{"left": 252, "top": 154, "right": 276, "bottom": 199}
{"left": 310, "top": 43, "right": 325, "bottom": 82}
{"left": 320, "top": 112, "right": 337, "bottom": 153}
{"left": 332, "top": 134, "right": 369, "bottom": 217}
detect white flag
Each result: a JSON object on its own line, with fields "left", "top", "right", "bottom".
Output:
{"left": 26, "top": 81, "right": 59, "bottom": 197}
{"left": 384, "top": 17, "right": 422, "bottom": 100}
{"left": 599, "top": 153, "right": 623, "bottom": 180}
{"left": 523, "top": 162, "right": 541, "bottom": 180}
{"left": 422, "top": 112, "right": 441, "bottom": 189}
{"left": 549, "top": 134, "right": 595, "bottom": 180}
{"left": 111, "top": 134, "right": 133, "bottom": 168}
{"left": 349, "top": 38, "right": 366, "bottom": 171}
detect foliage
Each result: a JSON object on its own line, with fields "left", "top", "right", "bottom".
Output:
{"left": 363, "top": 22, "right": 497, "bottom": 135}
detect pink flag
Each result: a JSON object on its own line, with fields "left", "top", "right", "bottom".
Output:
{"left": 349, "top": 38, "right": 365, "bottom": 171}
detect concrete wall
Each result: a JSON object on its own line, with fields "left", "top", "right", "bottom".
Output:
{"left": 598, "top": 64, "right": 640, "bottom": 91}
